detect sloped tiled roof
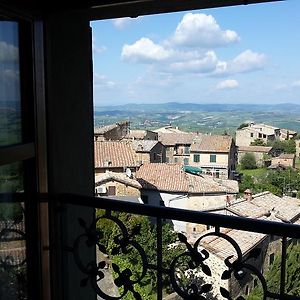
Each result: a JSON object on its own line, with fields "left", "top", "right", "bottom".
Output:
{"left": 158, "top": 132, "right": 199, "bottom": 146}
{"left": 238, "top": 146, "right": 273, "bottom": 153}
{"left": 94, "top": 124, "right": 118, "bottom": 134}
{"left": 193, "top": 191, "right": 300, "bottom": 260}
{"left": 95, "top": 172, "right": 142, "bottom": 189}
{"left": 197, "top": 227, "right": 266, "bottom": 260}
{"left": 94, "top": 141, "right": 138, "bottom": 168}
{"left": 136, "top": 163, "right": 238, "bottom": 194}
{"left": 132, "top": 140, "right": 160, "bottom": 152}
{"left": 277, "top": 153, "right": 295, "bottom": 159}
{"left": 126, "top": 130, "right": 157, "bottom": 140}
{"left": 210, "top": 191, "right": 300, "bottom": 222}
{"left": 190, "top": 135, "right": 233, "bottom": 153}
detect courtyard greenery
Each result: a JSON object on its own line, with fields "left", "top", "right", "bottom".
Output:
{"left": 96, "top": 211, "right": 185, "bottom": 299}
{"left": 247, "top": 243, "right": 300, "bottom": 299}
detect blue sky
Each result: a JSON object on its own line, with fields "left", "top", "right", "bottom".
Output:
{"left": 91, "top": 0, "right": 300, "bottom": 106}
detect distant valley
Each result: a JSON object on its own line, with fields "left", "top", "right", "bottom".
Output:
{"left": 94, "top": 102, "right": 300, "bottom": 135}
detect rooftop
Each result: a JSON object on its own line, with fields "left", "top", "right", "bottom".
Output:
{"left": 196, "top": 191, "right": 300, "bottom": 259}
{"left": 95, "top": 171, "right": 142, "bottom": 189}
{"left": 238, "top": 145, "right": 273, "bottom": 153}
{"left": 136, "top": 163, "right": 238, "bottom": 194}
{"left": 158, "top": 132, "right": 198, "bottom": 146}
{"left": 125, "top": 129, "right": 157, "bottom": 140}
{"left": 94, "top": 141, "right": 138, "bottom": 168}
{"left": 190, "top": 135, "right": 233, "bottom": 153}
{"left": 132, "top": 140, "right": 160, "bottom": 152}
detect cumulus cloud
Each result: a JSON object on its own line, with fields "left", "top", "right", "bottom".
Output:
{"left": 94, "top": 73, "right": 116, "bottom": 88}
{"left": 0, "top": 41, "right": 18, "bottom": 63}
{"left": 112, "top": 18, "right": 134, "bottom": 29}
{"left": 122, "top": 38, "right": 172, "bottom": 63}
{"left": 215, "top": 50, "right": 267, "bottom": 76}
{"left": 168, "top": 51, "right": 218, "bottom": 73}
{"left": 120, "top": 15, "right": 266, "bottom": 78}
{"left": 170, "top": 13, "right": 239, "bottom": 48}
{"left": 216, "top": 79, "right": 239, "bottom": 90}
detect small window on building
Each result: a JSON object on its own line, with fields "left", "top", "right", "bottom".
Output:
{"left": 210, "top": 154, "right": 216, "bottom": 163}
{"left": 193, "top": 227, "right": 196, "bottom": 232}
{"left": 166, "top": 157, "right": 170, "bottom": 163}
{"left": 174, "top": 157, "right": 178, "bottom": 163}
{"left": 263, "top": 134, "right": 266, "bottom": 138}
{"left": 184, "top": 146, "right": 190, "bottom": 154}
{"left": 215, "top": 170, "right": 220, "bottom": 178}
{"left": 194, "top": 154, "right": 200, "bottom": 163}
{"left": 108, "top": 186, "right": 116, "bottom": 196}
{"left": 183, "top": 158, "right": 189, "bottom": 165}
{"left": 269, "top": 253, "right": 275, "bottom": 265}
{"left": 250, "top": 133, "right": 254, "bottom": 137}
{"left": 259, "top": 133, "right": 262, "bottom": 138}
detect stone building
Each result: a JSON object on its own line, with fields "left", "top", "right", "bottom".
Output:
{"left": 237, "top": 145, "right": 273, "bottom": 167}
{"left": 190, "top": 191, "right": 300, "bottom": 299}
{"left": 136, "top": 163, "right": 238, "bottom": 233}
{"left": 132, "top": 140, "right": 166, "bottom": 164}
{"left": 236, "top": 123, "right": 280, "bottom": 147}
{"left": 125, "top": 129, "right": 158, "bottom": 140}
{"left": 190, "top": 135, "right": 236, "bottom": 179}
{"left": 158, "top": 132, "right": 200, "bottom": 165}
{"left": 94, "top": 121, "right": 130, "bottom": 141}
{"left": 94, "top": 141, "right": 139, "bottom": 175}
{"left": 95, "top": 171, "right": 142, "bottom": 199}
{"left": 296, "top": 139, "right": 300, "bottom": 158}
{"left": 271, "top": 153, "right": 295, "bottom": 169}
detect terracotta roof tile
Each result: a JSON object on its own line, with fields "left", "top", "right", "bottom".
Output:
{"left": 190, "top": 135, "right": 233, "bottom": 153}
{"left": 136, "top": 163, "right": 238, "bottom": 194}
{"left": 94, "top": 141, "right": 138, "bottom": 168}
{"left": 95, "top": 172, "right": 142, "bottom": 189}
{"left": 158, "top": 132, "right": 199, "bottom": 146}
{"left": 132, "top": 140, "right": 160, "bottom": 152}
{"left": 238, "top": 146, "right": 273, "bottom": 153}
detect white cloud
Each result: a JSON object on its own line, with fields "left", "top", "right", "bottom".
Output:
{"left": 122, "top": 38, "right": 172, "bottom": 63}
{"left": 292, "top": 80, "right": 300, "bottom": 87}
{"left": 0, "top": 41, "right": 18, "bottom": 63}
{"left": 216, "top": 79, "right": 239, "bottom": 90}
{"left": 94, "top": 73, "right": 116, "bottom": 88}
{"left": 112, "top": 18, "right": 134, "bottom": 29}
{"left": 170, "top": 13, "right": 239, "bottom": 48}
{"left": 92, "top": 38, "right": 106, "bottom": 54}
{"left": 215, "top": 50, "right": 267, "bottom": 75}
{"left": 168, "top": 51, "right": 218, "bottom": 73}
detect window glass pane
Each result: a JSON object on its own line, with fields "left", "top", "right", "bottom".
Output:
{"left": 0, "top": 162, "right": 27, "bottom": 299}
{"left": 0, "top": 21, "right": 22, "bottom": 147}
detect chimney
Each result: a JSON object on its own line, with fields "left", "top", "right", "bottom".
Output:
{"left": 244, "top": 189, "right": 253, "bottom": 201}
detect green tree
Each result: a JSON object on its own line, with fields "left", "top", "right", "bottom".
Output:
{"left": 250, "top": 139, "right": 266, "bottom": 146}
{"left": 237, "top": 123, "right": 249, "bottom": 130}
{"left": 241, "top": 153, "right": 257, "bottom": 170}
{"left": 267, "top": 140, "right": 296, "bottom": 154}
{"left": 248, "top": 243, "right": 300, "bottom": 299}
{"left": 96, "top": 211, "right": 183, "bottom": 299}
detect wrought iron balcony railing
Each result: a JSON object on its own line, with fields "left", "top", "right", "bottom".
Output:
{"left": 54, "top": 194, "right": 300, "bottom": 300}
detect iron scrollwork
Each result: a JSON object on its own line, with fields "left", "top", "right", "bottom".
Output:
{"left": 71, "top": 211, "right": 149, "bottom": 300}
{"left": 70, "top": 213, "right": 271, "bottom": 300}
